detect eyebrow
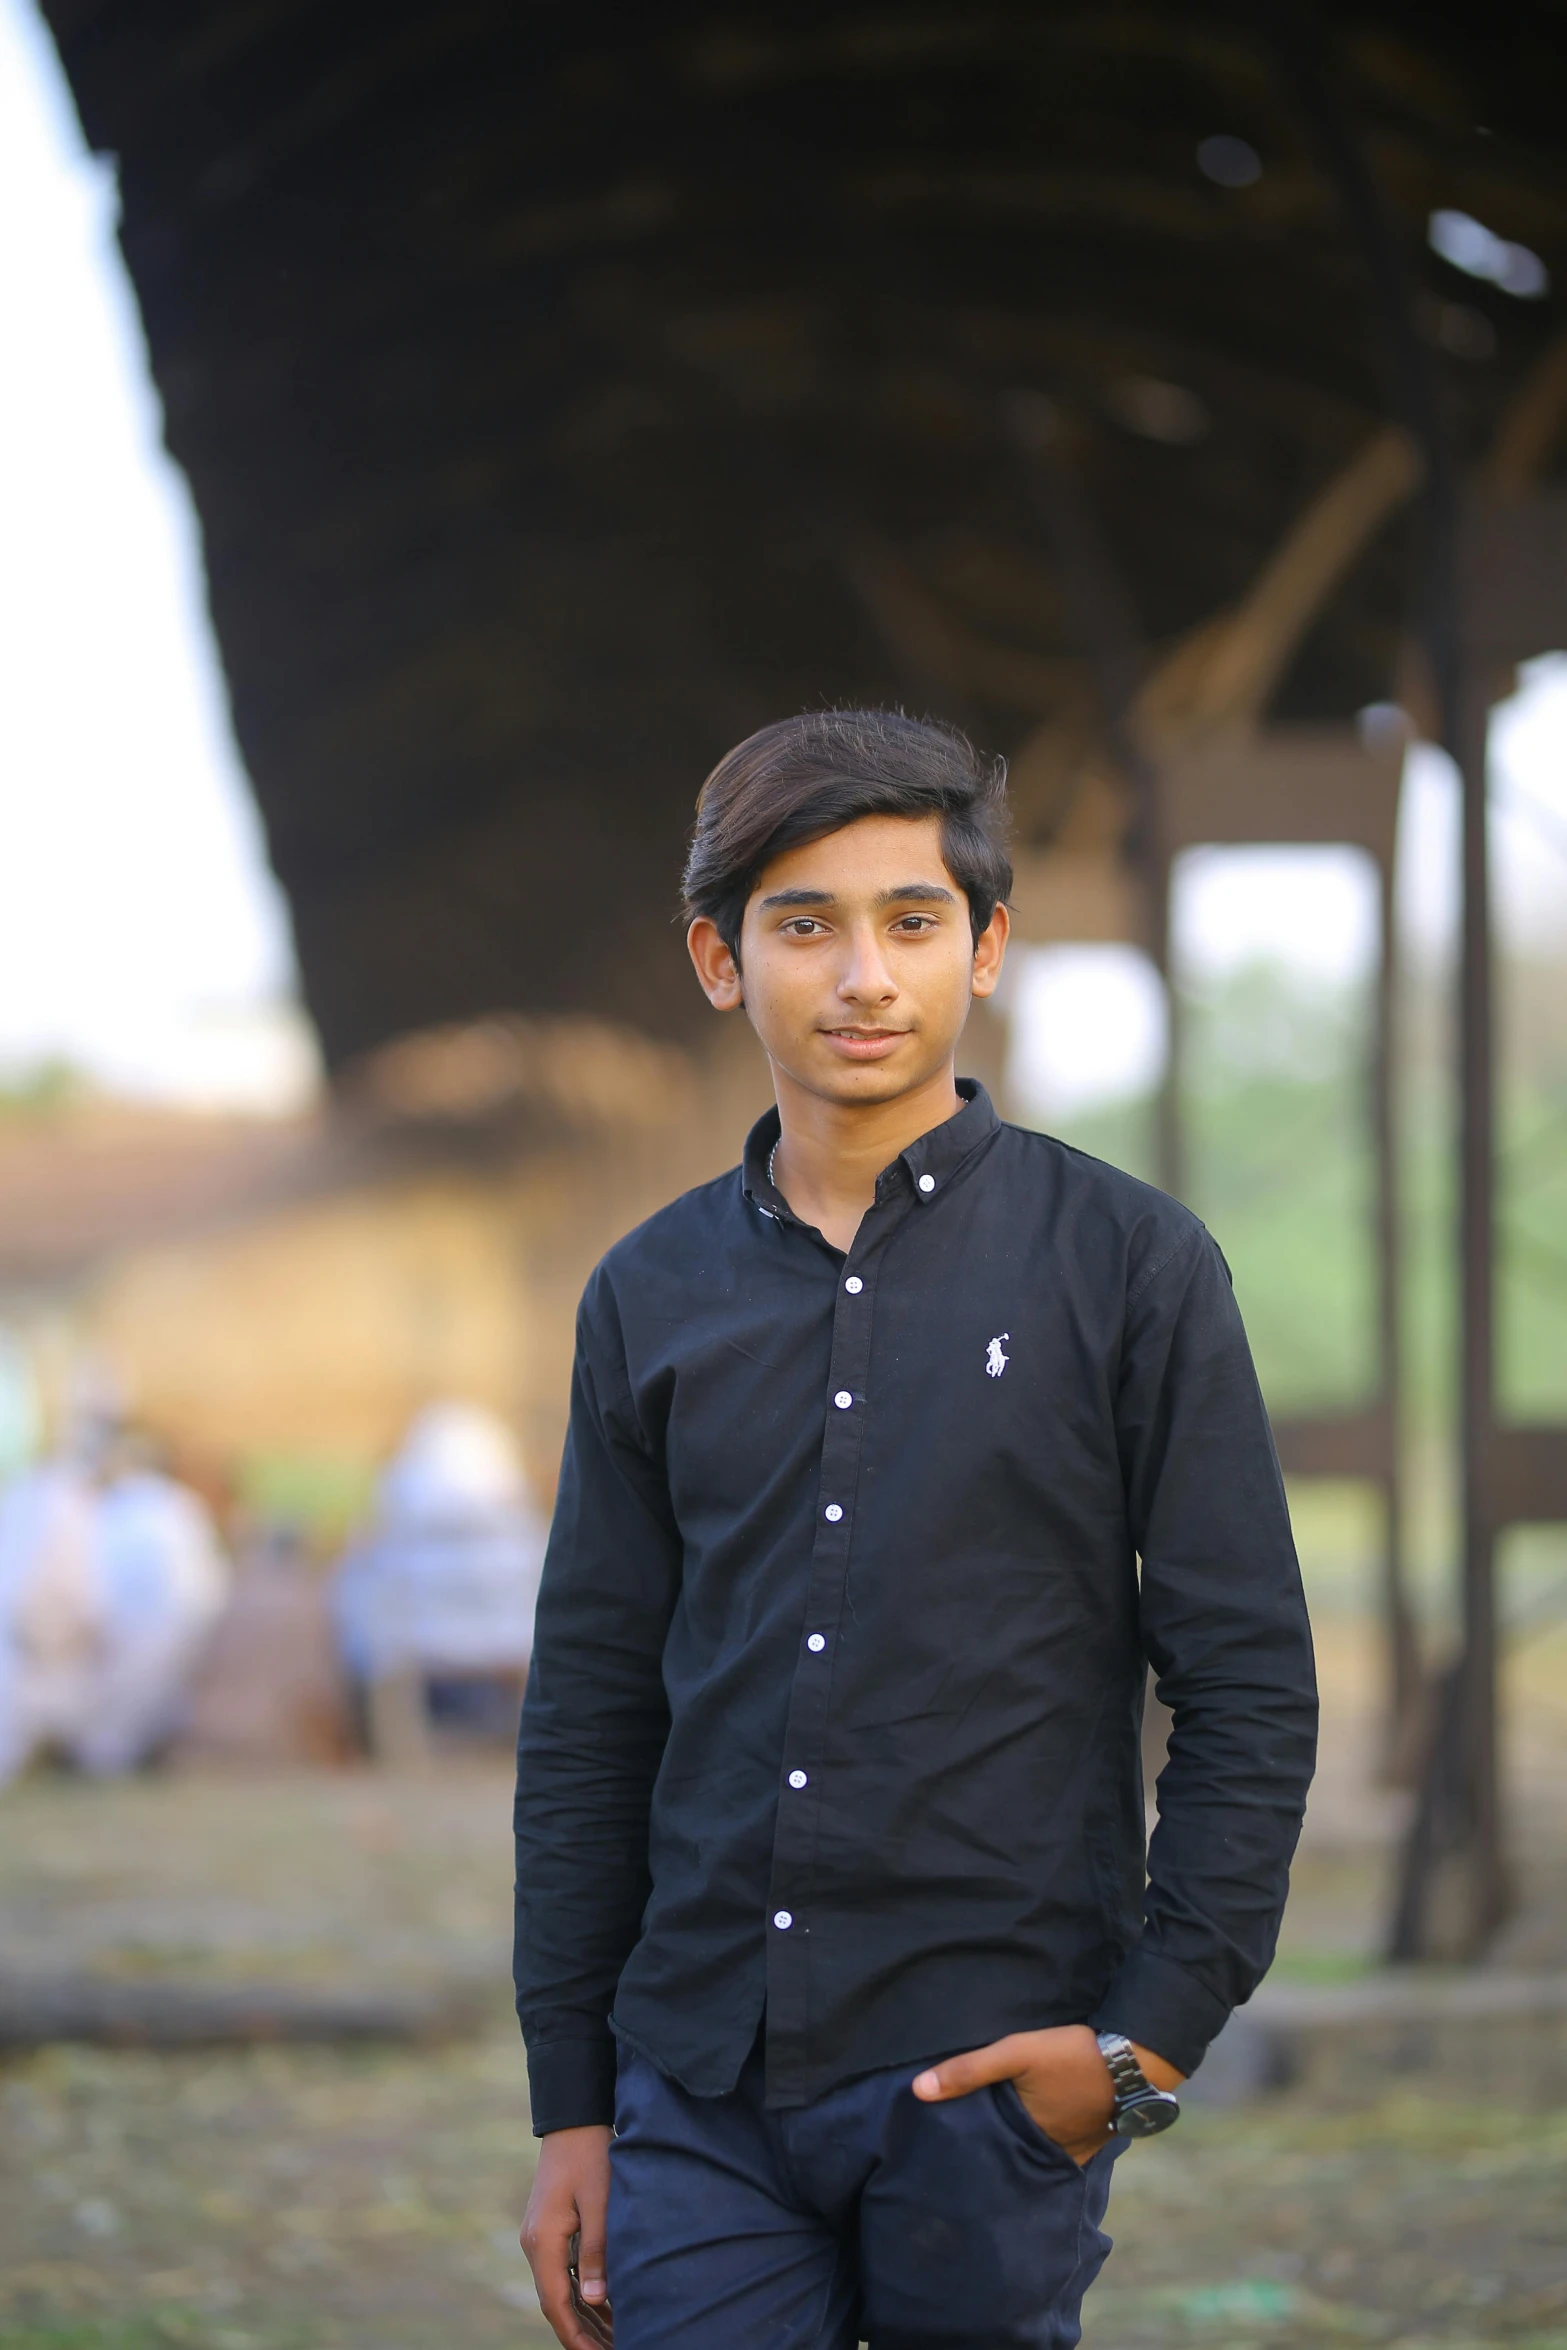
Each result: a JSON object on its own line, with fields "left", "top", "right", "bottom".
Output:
{"left": 876, "top": 882, "right": 955, "bottom": 907}
{"left": 757, "top": 882, "right": 957, "bottom": 910}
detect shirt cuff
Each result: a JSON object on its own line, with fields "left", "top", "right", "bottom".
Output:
{"left": 1090, "top": 1942, "right": 1235, "bottom": 2080}
{"left": 525, "top": 2033, "right": 619, "bottom": 2137}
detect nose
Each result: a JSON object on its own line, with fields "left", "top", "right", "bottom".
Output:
{"left": 836, "top": 918, "right": 898, "bottom": 1007}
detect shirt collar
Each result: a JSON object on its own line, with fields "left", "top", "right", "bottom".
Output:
{"left": 741, "top": 1080, "right": 1000, "bottom": 1223}
{"left": 741, "top": 1106, "right": 788, "bottom": 1220}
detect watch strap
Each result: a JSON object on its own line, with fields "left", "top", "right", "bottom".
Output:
{"left": 1095, "top": 2030, "right": 1148, "bottom": 2106}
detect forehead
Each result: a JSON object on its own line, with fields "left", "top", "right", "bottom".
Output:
{"left": 750, "top": 812, "right": 957, "bottom": 901}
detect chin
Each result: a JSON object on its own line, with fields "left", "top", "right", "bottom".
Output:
{"left": 814, "top": 1058, "right": 927, "bottom": 1104}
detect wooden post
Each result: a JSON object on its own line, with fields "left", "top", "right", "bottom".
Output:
{"left": 1150, "top": 850, "right": 1183, "bottom": 1204}
{"left": 1454, "top": 674, "right": 1507, "bottom": 1942}
{"left": 1373, "top": 855, "right": 1422, "bottom": 1763}
{"left": 1390, "top": 670, "right": 1507, "bottom": 1956}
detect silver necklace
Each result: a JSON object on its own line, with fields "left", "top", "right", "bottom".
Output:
{"left": 768, "top": 1137, "right": 780, "bottom": 1190}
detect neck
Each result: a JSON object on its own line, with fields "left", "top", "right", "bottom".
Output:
{"left": 770, "top": 1061, "right": 964, "bottom": 1252}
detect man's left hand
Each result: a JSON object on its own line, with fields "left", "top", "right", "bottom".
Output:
{"left": 911, "top": 2024, "right": 1184, "bottom": 2165}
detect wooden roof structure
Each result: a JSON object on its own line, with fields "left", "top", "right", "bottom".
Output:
{"left": 37, "top": 0, "right": 1567, "bottom": 1062}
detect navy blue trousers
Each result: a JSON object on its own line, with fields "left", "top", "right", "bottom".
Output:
{"left": 606, "top": 2040, "right": 1120, "bottom": 2350}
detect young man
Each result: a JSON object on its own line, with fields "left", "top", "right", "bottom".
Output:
{"left": 515, "top": 710, "right": 1317, "bottom": 2350}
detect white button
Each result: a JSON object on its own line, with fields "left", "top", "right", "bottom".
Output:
{"left": 834, "top": 1391, "right": 853, "bottom": 1409}
{"left": 918, "top": 1173, "right": 936, "bottom": 1193}
{"left": 807, "top": 1633, "right": 826, "bottom": 1652}
{"left": 824, "top": 1503, "right": 843, "bottom": 1523}
{"left": 844, "top": 1276, "right": 863, "bottom": 1294}
{"left": 773, "top": 1910, "right": 793, "bottom": 1930}
{"left": 788, "top": 1770, "right": 808, "bottom": 1790}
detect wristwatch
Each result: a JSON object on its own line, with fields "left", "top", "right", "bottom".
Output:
{"left": 1095, "top": 2031, "right": 1181, "bottom": 2137}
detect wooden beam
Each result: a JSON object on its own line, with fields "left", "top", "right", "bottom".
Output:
{"left": 1158, "top": 725, "right": 1402, "bottom": 863}
{"left": 1485, "top": 330, "right": 1567, "bottom": 501}
{"left": 1271, "top": 1408, "right": 1392, "bottom": 1483}
{"left": 1135, "top": 428, "right": 1419, "bottom": 745}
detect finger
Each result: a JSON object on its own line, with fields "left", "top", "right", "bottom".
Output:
{"left": 912, "top": 2034, "right": 1031, "bottom": 2102}
{"left": 576, "top": 2201, "right": 610, "bottom": 2310}
{"left": 522, "top": 2213, "right": 597, "bottom": 2350}
{"left": 537, "top": 2266, "right": 604, "bottom": 2350}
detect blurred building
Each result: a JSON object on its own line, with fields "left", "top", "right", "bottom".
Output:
{"left": 0, "top": 1018, "right": 770, "bottom": 1513}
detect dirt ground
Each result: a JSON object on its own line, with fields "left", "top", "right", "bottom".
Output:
{"left": 3, "top": 2032, "right": 1564, "bottom": 2350}
{"left": 2, "top": 1615, "right": 1565, "bottom": 2349}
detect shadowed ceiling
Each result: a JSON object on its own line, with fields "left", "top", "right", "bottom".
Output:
{"left": 39, "top": 0, "right": 1567, "bottom": 1060}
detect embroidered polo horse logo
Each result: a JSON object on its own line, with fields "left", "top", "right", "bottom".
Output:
{"left": 985, "top": 1334, "right": 1010, "bottom": 1379}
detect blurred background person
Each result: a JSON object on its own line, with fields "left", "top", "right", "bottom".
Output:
{"left": 333, "top": 1400, "right": 548, "bottom": 1759}
{"left": 0, "top": 1408, "right": 228, "bottom": 1784}
{"left": 78, "top": 1428, "right": 230, "bottom": 1773}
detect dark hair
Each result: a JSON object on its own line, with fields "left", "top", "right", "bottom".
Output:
{"left": 682, "top": 709, "right": 1012, "bottom": 959}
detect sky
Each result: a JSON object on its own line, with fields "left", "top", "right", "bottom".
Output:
{"left": 0, "top": 0, "right": 315, "bottom": 1111}
{"left": 1, "top": 0, "right": 1565, "bottom": 1120}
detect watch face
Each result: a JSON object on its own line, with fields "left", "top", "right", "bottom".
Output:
{"left": 1114, "top": 2091, "right": 1181, "bottom": 2138}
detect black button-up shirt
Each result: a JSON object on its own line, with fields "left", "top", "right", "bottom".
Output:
{"left": 514, "top": 1082, "right": 1316, "bottom": 2133}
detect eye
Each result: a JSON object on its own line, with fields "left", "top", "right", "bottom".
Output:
{"left": 892, "top": 914, "right": 937, "bottom": 933}
{"left": 782, "top": 917, "right": 825, "bottom": 936}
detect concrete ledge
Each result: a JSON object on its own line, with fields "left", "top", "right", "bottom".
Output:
{"left": 0, "top": 1973, "right": 489, "bottom": 2050}
{"left": 1188, "top": 1971, "right": 1567, "bottom": 2107}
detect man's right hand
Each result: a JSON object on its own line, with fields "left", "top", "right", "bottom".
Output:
{"left": 520, "top": 2124, "right": 614, "bottom": 2349}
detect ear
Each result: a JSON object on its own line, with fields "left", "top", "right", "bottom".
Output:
{"left": 687, "top": 916, "right": 744, "bottom": 1011}
{"left": 970, "top": 902, "right": 1010, "bottom": 1000}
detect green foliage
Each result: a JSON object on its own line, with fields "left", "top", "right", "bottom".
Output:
{"left": 1030, "top": 960, "right": 1567, "bottom": 1433}
{"left": 0, "top": 1058, "right": 85, "bottom": 1115}
{"left": 1497, "top": 1091, "right": 1567, "bottom": 1419}
{"left": 1034, "top": 964, "right": 1379, "bottom": 1412}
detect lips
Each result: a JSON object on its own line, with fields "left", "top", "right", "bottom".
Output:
{"left": 821, "top": 1027, "right": 909, "bottom": 1058}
